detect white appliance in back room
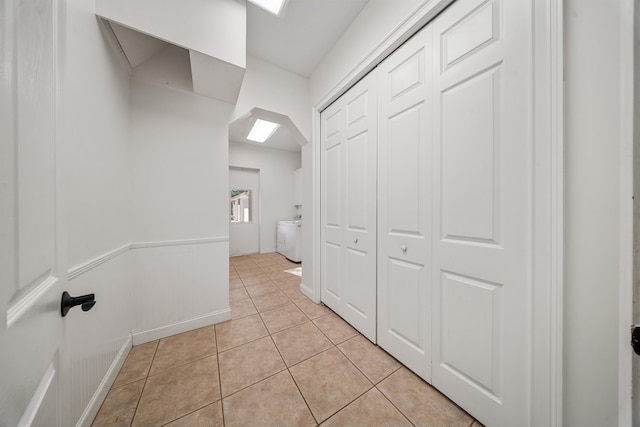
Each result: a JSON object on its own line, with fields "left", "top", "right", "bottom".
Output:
{"left": 277, "top": 218, "right": 301, "bottom": 262}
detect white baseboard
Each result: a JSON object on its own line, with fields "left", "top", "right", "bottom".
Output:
{"left": 260, "top": 248, "right": 276, "bottom": 254}
{"left": 131, "top": 308, "right": 231, "bottom": 345}
{"left": 76, "top": 335, "right": 132, "bottom": 427}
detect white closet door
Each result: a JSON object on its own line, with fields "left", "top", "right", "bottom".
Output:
{"left": 320, "top": 71, "right": 378, "bottom": 342}
{"left": 430, "top": 0, "right": 532, "bottom": 425}
{"left": 377, "top": 27, "right": 433, "bottom": 379}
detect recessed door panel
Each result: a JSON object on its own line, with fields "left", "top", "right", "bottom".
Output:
{"left": 441, "top": 66, "right": 501, "bottom": 244}
{"left": 347, "top": 131, "right": 369, "bottom": 231}
{"left": 387, "top": 258, "right": 425, "bottom": 351}
{"left": 440, "top": 272, "right": 501, "bottom": 398}
{"left": 324, "top": 243, "right": 342, "bottom": 300}
{"left": 345, "top": 248, "right": 372, "bottom": 318}
{"left": 387, "top": 104, "right": 426, "bottom": 236}
{"left": 324, "top": 144, "right": 342, "bottom": 228}
{"left": 441, "top": 0, "right": 498, "bottom": 70}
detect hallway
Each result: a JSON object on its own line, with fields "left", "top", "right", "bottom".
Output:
{"left": 91, "top": 253, "right": 483, "bottom": 426}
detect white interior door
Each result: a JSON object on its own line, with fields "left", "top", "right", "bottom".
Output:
{"left": 0, "top": 0, "right": 65, "bottom": 425}
{"left": 320, "top": 71, "right": 378, "bottom": 342}
{"left": 229, "top": 167, "right": 260, "bottom": 256}
{"left": 430, "top": 0, "right": 532, "bottom": 425}
{"left": 377, "top": 26, "right": 433, "bottom": 380}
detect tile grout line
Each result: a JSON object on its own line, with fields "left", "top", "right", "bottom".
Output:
{"left": 128, "top": 339, "right": 159, "bottom": 427}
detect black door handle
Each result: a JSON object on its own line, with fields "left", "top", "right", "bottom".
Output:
{"left": 632, "top": 326, "right": 640, "bottom": 356}
{"left": 61, "top": 291, "right": 96, "bottom": 317}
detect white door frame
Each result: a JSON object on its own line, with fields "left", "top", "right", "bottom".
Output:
{"left": 618, "top": 0, "right": 635, "bottom": 424}
{"left": 309, "top": 0, "right": 564, "bottom": 424}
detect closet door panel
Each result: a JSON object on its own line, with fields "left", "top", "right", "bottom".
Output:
{"left": 321, "top": 71, "right": 378, "bottom": 342}
{"left": 377, "top": 26, "right": 432, "bottom": 380}
{"left": 431, "top": 0, "right": 531, "bottom": 425}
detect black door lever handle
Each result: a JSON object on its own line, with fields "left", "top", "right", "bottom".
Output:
{"left": 61, "top": 291, "right": 96, "bottom": 317}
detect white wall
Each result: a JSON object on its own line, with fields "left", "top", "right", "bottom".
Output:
{"left": 62, "top": 0, "right": 133, "bottom": 424}
{"left": 309, "top": 0, "right": 424, "bottom": 106}
{"left": 96, "top": 0, "right": 246, "bottom": 68}
{"left": 233, "top": 55, "right": 311, "bottom": 142}
{"left": 564, "top": 0, "right": 623, "bottom": 425}
{"left": 129, "top": 80, "right": 232, "bottom": 339}
{"left": 229, "top": 141, "right": 301, "bottom": 254}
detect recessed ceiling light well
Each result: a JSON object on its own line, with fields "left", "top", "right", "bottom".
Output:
{"left": 247, "top": 119, "right": 280, "bottom": 143}
{"left": 248, "top": 0, "right": 287, "bottom": 16}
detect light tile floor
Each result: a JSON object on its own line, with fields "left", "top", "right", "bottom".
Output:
{"left": 92, "top": 253, "right": 484, "bottom": 427}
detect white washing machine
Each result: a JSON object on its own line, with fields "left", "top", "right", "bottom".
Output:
{"left": 277, "top": 220, "right": 301, "bottom": 262}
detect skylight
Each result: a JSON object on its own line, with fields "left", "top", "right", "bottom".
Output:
{"left": 248, "top": 0, "right": 287, "bottom": 16}
{"left": 247, "top": 119, "right": 280, "bottom": 143}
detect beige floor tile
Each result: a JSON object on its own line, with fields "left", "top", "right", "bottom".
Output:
{"left": 377, "top": 367, "right": 473, "bottom": 427}
{"left": 272, "top": 321, "right": 333, "bottom": 366}
{"left": 149, "top": 325, "right": 216, "bottom": 376}
{"left": 165, "top": 402, "right": 223, "bottom": 427}
{"left": 218, "top": 336, "right": 286, "bottom": 397}
{"left": 295, "top": 298, "right": 332, "bottom": 319}
{"left": 260, "top": 264, "right": 285, "bottom": 273}
{"left": 112, "top": 341, "right": 157, "bottom": 388}
{"left": 290, "top": 347, "right": 372, "bottom": 423}
{"left": 472, "top": 421, "right": 486, "bottom": 427}
{"left": 245, "top": 282, "right": 280, "bottom": 298}
{"left": 276, "top": 276, "right": 302, "bottom": 287}
{"left": 229, "top": 271, "right": 240, "bottom": 280}
{"left": 230, "top": 298, "right": 257, "bottom": 319}
{"left": 322, "top": 388, "right": 411, "bottom": 427}
{"left": 92, "top": 380, "right": 144, "bottom": 427}
{"left": 338, "top": 335, "right": 401, "bottom": 384}
{"left": 281, "top": 285, "right": 308, "bottom": 302}
{"left": 238, "top": 267, "right": 264, "bottom": 279}
{"left": 230, "top": 255, "right": 256, "bottom": 264}
{"left": 229, "top": 278, "right": 244, "bottom": 289}
{"left": 267, "top": 271, "right": 296, "bottom": 283}
{"left": 252, "top": 290, "right": 291, "bottom": 312}
{"left": 223, "top": 370, "right": 315, "bottom": 427}
{"left": 313, "top": 313, "right": 359, "bottom": 344}
{"left": 132, "top": 356, "right": 220, "bottom": 426}
{"left": 260, "top": 303, "right": 309, "bottom": 334}
{"left": 215, "top": 314, "right": 269, "bottom": 352}
{"left": 242, "top": 273, "right": 272, "bottom": 286}
{"left": 229, "top": 287, "right": 250, "bottom": 302}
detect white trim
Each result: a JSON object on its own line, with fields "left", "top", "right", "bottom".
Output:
{"left": 130, "top": 237, "right": 229, "bottom": 250}
{"left": 7, "top": 275, "right": 59, "bottom": 328}
{"left": 531, "top": 0, "right": 564, "bottom": 425}
{"left": 17, "top": 358, "right": 57, "bottom": 427}
{"left": 260, "top": 248, "right": 276, "bottom": 254}
{"left": 67, "top": 237, "right": 229, "bottom": 280}
{"left": 75, "top": 336, "right": 132, "bottom": 427}
{"left": 68, "top": 244, "right": 130, "bottom": 281}
{"left": 618, "top": 0, "right": 635, "bottom": 425}
{"left": 131, "top": 308, "right": 231, "bottom": 345}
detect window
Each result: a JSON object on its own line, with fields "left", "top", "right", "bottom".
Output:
{"left": 230, "top": 189, "right": 251, "bottom": 223}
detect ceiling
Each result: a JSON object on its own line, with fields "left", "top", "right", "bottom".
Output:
{"left": 233, "top": 0, "right": 369, "bottom": 151}
{"left": 106, "top": 1, "right": 371, "bottom": 151}
{"left": 229, "top": 114, "right": 302, "bottom": 152}
{"left": 247, "top": 0, "right": 369, "bottom": 78}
